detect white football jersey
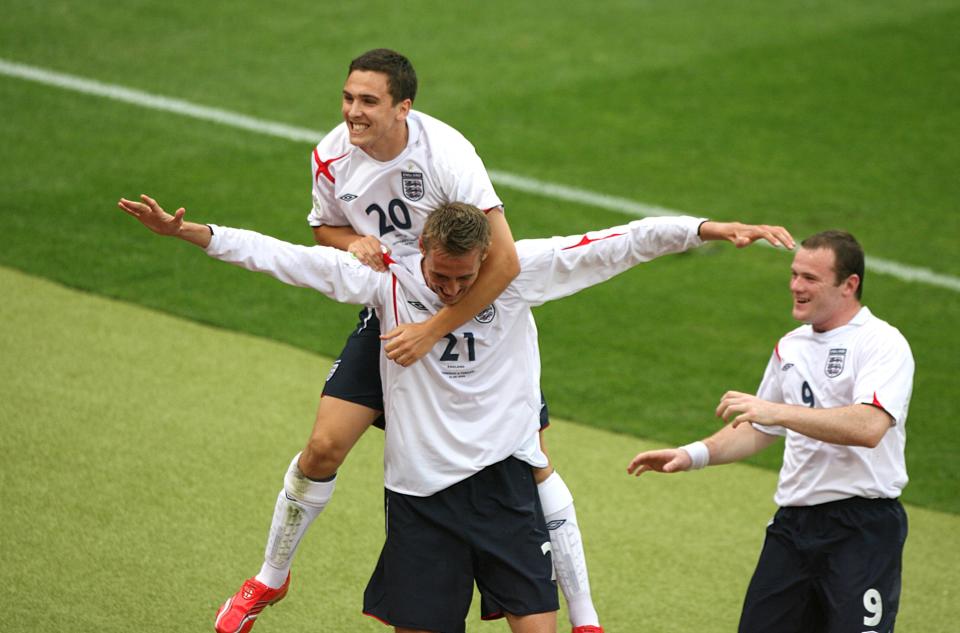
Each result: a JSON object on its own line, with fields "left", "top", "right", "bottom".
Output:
{"left": 753, "top": 307, "right": 914, "bottom": 506}
{"left": 205, "top": 215, "right": 704, "bottom": 496}
{"left": 307, "top": 110, "right": 502, "bottom": 258}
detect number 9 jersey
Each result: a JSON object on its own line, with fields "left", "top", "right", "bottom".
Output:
{"left": 307, "top": 110, "right": 503, "bottom": 258}
{"left": 752, "top": 306, "right": 915, "bottom": 507}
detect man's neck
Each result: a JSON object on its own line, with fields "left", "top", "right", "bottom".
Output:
{"left": 812, "top": 302, "right": 863, "bottom": 333}
{"left": 363, "top": 121, "right": 409, "bottom": 162}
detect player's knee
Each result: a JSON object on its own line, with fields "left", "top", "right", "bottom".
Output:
{"left": 282, "top": 454, "right": 337, "bottom": 511}
{"left": 301, "top": 432, "right": 349, "bottom": 477}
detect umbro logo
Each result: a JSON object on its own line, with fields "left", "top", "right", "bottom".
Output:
{"left": 407, "top": 301, "right": 428, "bottom": 311}
{"left": 782, "top": 363, "right": 794, "bottom": 372}
{"left": 545, "top": 519, "right": 566, "bottom": 530}
{"left": 325, "top": 360, "right": 341, "bottom": 382}
{"left": 339, "top": 193, "right": 358, "bottom": 202}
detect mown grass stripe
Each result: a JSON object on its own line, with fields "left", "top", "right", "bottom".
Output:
{"left": 1, "top": 264, "right": 957, "bottom": 632}
{"left": 2, "top": 56, "right": 958, "bottom": 294}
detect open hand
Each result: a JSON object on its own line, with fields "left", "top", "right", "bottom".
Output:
{"left": 701, "top": 221, "right": 795, "bottom": 249}
{"left": 626, "top": 448, "right": 692, "bottom": 476}
{"left": 118, "top": 195, "right": 185, "bottom": 236}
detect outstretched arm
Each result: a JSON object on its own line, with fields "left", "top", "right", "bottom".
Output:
{"left": 517, "top": 216, "right": 794, "bottom": 306}
{"left": 118, "top": 194, "right": 383, "bottom": 306}
{"left": 626, "top": 420, "right": 777, "bottom": 476}
{"left": 118, "top": 195, "right": 212, "bottom": 247}
{"left": 381, "top": 208, "right": 519, "bottom": 366}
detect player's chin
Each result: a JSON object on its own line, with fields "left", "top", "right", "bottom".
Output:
{"left": 346, "top": 128, "right": 369, "bottom": 146}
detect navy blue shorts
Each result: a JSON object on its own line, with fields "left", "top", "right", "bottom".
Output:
{"left": 362, "top": 457, "right": 559, "bottom": 633}
{"left": 738, "top": 496, "right": 907, "bottom": 633}
{"left": 323, "top": 308, "right": 550, "bottom": 431}
{"left": 321, "top": 308, "right": 386, "bottom": 428}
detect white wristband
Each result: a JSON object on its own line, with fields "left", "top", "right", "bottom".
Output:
{"left": 680, "top": 441, "right": 710, "bottom": 470}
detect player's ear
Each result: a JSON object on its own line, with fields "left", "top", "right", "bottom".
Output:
{"left": 418, "top": 237, "right": 426, "bottom": 256}
{"left": 842, "top": 273, "right": 860, "bottom": 298}
{"left": 395, "top": 98, "right": 412, "bottom": 120}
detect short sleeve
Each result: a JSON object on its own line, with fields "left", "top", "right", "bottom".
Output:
{"left": 434, "top": 137, "right": 502, "bottom": 212}
{"left": 853, "top": 329, "right": 915, "bottom": 426}
{"left": 306, "top": 140, "right": 351, "bottom": 228}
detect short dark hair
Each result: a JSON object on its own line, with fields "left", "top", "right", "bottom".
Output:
{"left": 801, "top": 230, "right": 865, "bottom": 299}
{"left": 422, "top": 203, "right": 491, "bottom": 256}
{"left": 348, "top": 48, "right": 417, "bottom": 105}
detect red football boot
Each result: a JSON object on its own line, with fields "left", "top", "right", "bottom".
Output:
{"left": 214, "top": 574, "right": 290, "bottom": 633}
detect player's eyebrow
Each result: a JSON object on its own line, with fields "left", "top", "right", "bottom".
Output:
{"left": 343, "top": 89, "right": 381, "bottom": 103}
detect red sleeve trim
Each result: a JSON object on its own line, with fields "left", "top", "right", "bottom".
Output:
{"left": 863, "top": 391, "right": 894, "bottom": 420}
{"left": 313, "top": 149, "right": 348, "bottom": 184}
{"left": 774, "top": 342, "right": 781, "bottom": 362}
{"left": 871, "top": 391, "right": 885, "bottom": 410}
{"left": 561, "top": 232, "right": 625, "bottom": 251}
{"left": 482, "top": 205, "right": 504, "bottom": 215}
{"left": 391, "top": 274, "right": 399, "bottom": 326}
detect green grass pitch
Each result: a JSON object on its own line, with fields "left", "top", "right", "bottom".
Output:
{"left": 1, "top": 1, "right": 959, "bottom": 631}
{"left": 1, "top": 267, "right": 957, "bottom": 632}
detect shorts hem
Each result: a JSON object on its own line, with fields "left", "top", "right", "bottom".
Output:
{"left": 362, "top": 610, "right": 392, "bottom": 627}
{"left": 481, "top": 604, "right": 558, "bottom": 621}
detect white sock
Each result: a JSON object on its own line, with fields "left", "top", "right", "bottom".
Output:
{"left": 256, "top": 453, "right": 336, "bottom": 589}
{"left": 538, "top": 472, "right": 600, "bottom": 628}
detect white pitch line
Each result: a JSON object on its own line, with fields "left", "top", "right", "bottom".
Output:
{"left": 0, "top": 58, "right": 321, "bottom": 144}
{"left": 3, "top": 57, "right": 958, "bottom": 294}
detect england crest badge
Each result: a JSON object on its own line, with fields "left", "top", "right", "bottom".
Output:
{"left": 401, "top": 171, "right": 424, "bottom": 201}
{"left": 825, "top": 348, "right": 847, "bottom": 378}
{"left": 474, "top": 304, "right": 496, "bottom": 324}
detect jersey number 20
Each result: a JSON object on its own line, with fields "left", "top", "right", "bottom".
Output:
{"left": 366, "top": 199, "right": 412, "bottom": 236}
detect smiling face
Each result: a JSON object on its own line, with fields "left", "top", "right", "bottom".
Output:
{"left": 341, "top": 70, "right": 411, "bottom": 162}
{"left": 789, "top": 247, "right": 861, "bottom": 332}
{"left": 421, "top": 247, "right": 485, "bottom": 305}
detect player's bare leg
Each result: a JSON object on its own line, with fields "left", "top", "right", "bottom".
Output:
{"left": 215, "top": 397, "right": 380, "bottom": 633}
{"left": 506, "top": 610, "right": 558, "bottom": 633}
{"left": 394, "top": 611, "right": 556, "bottom": 633}
{"left": 298, "top": 397, "right": 380, "bottom": 479}
{"left": 534, "top": 432, "right": 603, "bottom": 633}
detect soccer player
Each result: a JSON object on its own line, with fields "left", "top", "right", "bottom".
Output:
{"left": 117, "top": 194, "right": 793, "bottom": 632}
{"left": 627, "top": 231, "right": 913, "bottom": 633}
{"left": 225, "top": 48, "right": 604, "bottom": 633}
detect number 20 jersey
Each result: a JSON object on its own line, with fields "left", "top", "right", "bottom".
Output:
{"left": 306, "top": 109, "right": 503, "bottom": 259}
